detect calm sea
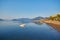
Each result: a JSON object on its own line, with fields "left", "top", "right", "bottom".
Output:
{"left": 0, "top": 21, "right": 60, "bottom": 40}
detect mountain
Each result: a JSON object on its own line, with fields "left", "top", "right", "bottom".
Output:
{"left": 12, "top": 18, "right": 32, "bottom": 23}
{"left": 12, "top": 16, "right": 44, "bottom": 23}
{"left": 0, "top": 19, "right": 4, "bottom": 21}
{"left": 32, "top": 16, "right": 44, "bottom": 20}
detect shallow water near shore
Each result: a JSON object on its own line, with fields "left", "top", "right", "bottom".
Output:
{"left": 0, "top": 21, "right": 60, "bottom": 40}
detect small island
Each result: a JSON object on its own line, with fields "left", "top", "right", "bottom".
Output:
{"left": 40, "top": 13, "right": 60, "bottom": 32}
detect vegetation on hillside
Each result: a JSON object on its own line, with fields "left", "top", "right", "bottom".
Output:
{"left": 47, "top": 14, "right": 60, "bottom": 22}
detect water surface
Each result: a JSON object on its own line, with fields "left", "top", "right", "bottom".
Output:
{"left": 0, "top": 21, "right": 60, "bottom": 40}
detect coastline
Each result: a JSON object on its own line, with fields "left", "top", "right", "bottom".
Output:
{"left": 41, "top": 20, "right": 60, "bottom": 32}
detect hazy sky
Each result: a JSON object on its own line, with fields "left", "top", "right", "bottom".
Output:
{"left": 0, "top": 0, "right": 60, "bottom": 19}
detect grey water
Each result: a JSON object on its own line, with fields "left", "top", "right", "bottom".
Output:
{"left": 0, "top": 21, "right": 60, "bottom": 40}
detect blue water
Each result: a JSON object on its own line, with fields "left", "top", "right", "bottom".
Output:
{"left": 0, "top": 21, "right": 60, "bottom": 40}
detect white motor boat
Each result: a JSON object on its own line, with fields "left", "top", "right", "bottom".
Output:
{"left": 19, "top": 24, "right": 26, "bottom": 27}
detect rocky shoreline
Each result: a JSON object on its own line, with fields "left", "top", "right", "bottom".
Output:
{"left": 41, "top": 20, "right": 60, "bottom": 32}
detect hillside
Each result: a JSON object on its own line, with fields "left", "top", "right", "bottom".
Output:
{"left": 0, "top": 19, "right": 4, "bottom": 21}
{"left": 41, "top": 13, "right": 60, "bottom": 32}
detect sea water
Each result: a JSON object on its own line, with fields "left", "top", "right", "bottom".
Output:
{"left": 0, "top": 21, "right": 60, "bottom": 40}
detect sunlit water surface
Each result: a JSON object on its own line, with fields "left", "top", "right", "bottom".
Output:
{"left": 0, "top": 21, "right": 60, "bottom": 40}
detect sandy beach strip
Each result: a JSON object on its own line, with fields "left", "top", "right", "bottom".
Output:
{"left": 42, "top": 20, "right": 60, "bottom": 32}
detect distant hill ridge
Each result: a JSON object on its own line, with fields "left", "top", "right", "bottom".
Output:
{"left": 12, "top": 16, "right": 44, "bottom": 23}
{"left": 12, "top": 16, "right": 44, "bottom": 21}
{"left": 0, "top": 19, "right": 4, "bottom": 21}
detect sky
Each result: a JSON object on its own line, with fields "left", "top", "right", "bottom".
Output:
{"left": 0, "top": 0, "right": 60, "bottom": 19}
